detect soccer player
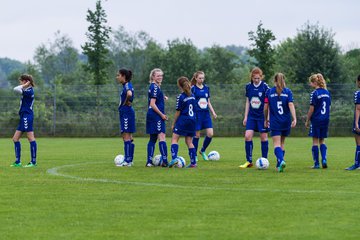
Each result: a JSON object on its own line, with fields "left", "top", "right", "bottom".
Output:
{"left": 264, "top": 73, "right": 296, "bottom": 172}
{"left": 145, "top": 68, "right": 169, "bottom": 167}
{"left": 169, "top": 77, "right": 197, "bottom": 168}
{"left": 11, "top": 74, "right": 37, "bottom": 167}
{"left": 191, "top": 71, "right": 217, "bottom": 161}
{"left": 116, "top": 68, "right": 136, "bottom": 167}
{"left": 239, "top": 67, "right": 270, "bottom": 169}
{"left": 346, "top": 74, "right": 360, "bottom": 170}
{"left": 305, "top": 73, "right": 331, "bottom": 169}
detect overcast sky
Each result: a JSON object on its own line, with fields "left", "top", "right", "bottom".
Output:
{"left": 1, "top": 0, "right": 359, "bottom": 62}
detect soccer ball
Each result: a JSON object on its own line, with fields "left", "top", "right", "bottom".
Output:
{"left": 153, "top": 154, "right": 163, "bottom": 166}
{"left": 256, "top": 157, "right": 269, "bottom": 170}
{"left": 175, "top": 156, "right": 186, "bottom": 168}
{"left": 114, "top": 154, "right": 125, "bottom": 166}
{"left": 208, "top": 151, "right": 220, "bottom": 161}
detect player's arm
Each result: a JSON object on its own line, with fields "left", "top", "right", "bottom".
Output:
{"left": 305, "top": 105, "right": 314, "bottom": 128}
{"left": 355, "top": 104, "right": 360, "bottom": 132}
{"left": 150, "top": 98, "right": 167, "bottom": 120}
{"left": 124, "top": 90, "right": 133, "bottom": 106}
{"left": 289, "top": 102, "right": 297, "bottom": 128}
{"left": 171, "top": 111, "right": 180, "bottom": 130}
{"left": 243, "top": 98, "right": 249, "bottom": 126}
{"left": 207, "top": 99, "right": 217, "bottom": 119}
{"left": 263, "top": 97, "right": 269, "bottom": 128}
{"left": 13, "top": 81, "right": 31, "bottom": 94}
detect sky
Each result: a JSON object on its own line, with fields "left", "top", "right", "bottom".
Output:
{"left": 1, "top": 0, "right": 359, "bottom": 62}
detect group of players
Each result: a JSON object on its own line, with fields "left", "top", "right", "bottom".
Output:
{"left": 10, "top": 69, "right": 360, "bottom": 171}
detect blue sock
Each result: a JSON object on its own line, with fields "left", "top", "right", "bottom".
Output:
{"left": 130, "top": 142, "right": 135, "bottom": 162}
{"left": 261, "top": 140, "right": 268, "bottom": 158}
{"left": 147, "top": 141, "right": 155, "bottom": 164}
{"left": 274, "top": 147, "right": 284, "bottom": 166}
{"left": 171, "top": 144, "right": 179, "bottom": 160}
{"left": 355, "top": 145, "right": 360, "bottom": 166}
{"left": 14, "top": 141, "right": 21, "bottom": 164}
{"left": 159, "top": 141, "right": 168, "bottom": 164}
{"left": 192, "top": 137, "right": 199, "bottom": 152}
{"left": 320, "top": 144, "right": 327, "bottom": 161}
{"left": 124, "top": 140, "right": 131, "bottom": 163}
{"left": 189, "top": 148, "right": 196, "bottom": 164}
{"left": 30, "top": 141, "right": 37, "bottom": 164}
{"left": 312, "top": 145, "right": 319, "bottom": 165}
{"left": 245, "top": 141, "right": 253, "bottom": 163}
{"left": 201, "top": 136, "right": 212, "bottom": 152}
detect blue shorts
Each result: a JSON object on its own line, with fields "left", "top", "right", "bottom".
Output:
{"left": 309, "top": 124, "right": 328, "bottom": 138}
{"left": 173, "top": 118, "right": 196, "bottom": 137}
{"left": 146, "top": 113, "right": 166, "bottom": 134}
{"left": 196, "top": 111, "right": 212, "bottom": 131}
{"left": 246, "top": 118, "right": 269, "bottom": 133}
{"left": 119, "top": 110, "right": 136, "bottom": 134}
{"left": 271, "top": 129, "right": 291, "bottom": 137}
{"left": 17, "top": 114, "right": 34, "bottom": 132}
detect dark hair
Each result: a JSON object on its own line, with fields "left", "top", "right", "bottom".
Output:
{"left": 358, "top": 75, "right": 360, "bottom": 81}
{"left": 274, "top": 73, "right": 286, "bottom": 96}
{"left": 19, "top": 74, "right": 35, "bottom": 87}
{"left": 177, "top": 76, "right": 191, "bottom": 96}
{"left": 118, "top": 68, "right": 133, "bottom": 82}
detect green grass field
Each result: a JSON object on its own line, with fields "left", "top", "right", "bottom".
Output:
{"left": 0, "top": 137, "right": 359, "bottom": 239}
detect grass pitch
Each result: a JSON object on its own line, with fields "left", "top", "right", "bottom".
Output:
{"left": 0, "top": 137, "right": 359, "bottom": 239}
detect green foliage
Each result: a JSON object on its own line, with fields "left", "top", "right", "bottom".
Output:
{"left": 0, "top": 58, "right": 25, "bottom": 87}
{"left": 341, "top": 49, "right": 360, "bottom": 83}
{"left": 248, "top": 21, "right": 276, "bottom": 81}
{"left": 82, "top": 0, "right": 112, "bottom": 85}
{"left": 275, "top": 22, "right": 342, "bottom": 83}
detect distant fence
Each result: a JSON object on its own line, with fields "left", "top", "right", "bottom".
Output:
{"left": 0, "top": 83, "right": 355, "bottom": 137}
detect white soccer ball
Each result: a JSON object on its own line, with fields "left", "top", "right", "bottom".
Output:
{"left": 208, "top": 151, "right": 220, "bottom": 161}
{"left": 114, "top": 154, "right": 125, "bottom": 166}
{"left": 256, "top": 157, "right": 269, "bottom": 170}
{"left": 175, "top": 156, "right": 186, "bottom": 168}
{"left": 153, "top": 154, "right": 163, "bottom": 166}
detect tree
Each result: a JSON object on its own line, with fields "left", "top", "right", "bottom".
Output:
{"left": 248, "top": 21, "right": 276, "bottom": 81}
{"left": 275, "top": 22, "right": 342, "bottom": 84}
{"left": 82, "top": 0, "right": 112, "bottom": 85}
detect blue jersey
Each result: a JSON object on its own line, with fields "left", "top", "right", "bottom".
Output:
{"left": 191, "top": 85, "right": 210, "bottom": 112}
{"left": 147, "top": 83, "right": 165, "bottom": 117}
{"left": 174, "top": 92, "right": 196, "bottom": 134}
{"left": 19, "top": 87, "right": 34, "bottom": 115}
{"left": 246, "top": 81, "right": 270, "bottom": 120}
{"left": 265, "top": 87, "right": 294, "bottom": 131}
{"left": 119, "top": 82, "right": 134, "bottom": 112}
{"left": 353, "top": 90, "right": 360, "bottom": 130}
{"left": 309, "top": 88, "right": 331, "bottom": 127}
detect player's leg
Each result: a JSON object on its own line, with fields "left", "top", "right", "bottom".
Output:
{"left": 11, "top": 130, "right": 22, "bottom": 167}
{"left": 311, "top": 137, "right": 320, "bottom": 169}
{"left": 158, "top": 132, "right": 168, "bottom": 166}
{"left": 146, "top": 134, "right": 158, "bottom": 167}
{"left": 319, "top": 138, "right": 327, "bottom": 168}
{"left": 200, "top": 128, "right": 213, "bottom": 160}
{"left": 170, "top": 133, "right": 180, "bottom": 167}
{"left": 122, "top": 133, "right": 132, "bottom": 165}
{"left": 346, "top": 133, "right": 360, "bottom": 170}
{"left": 185, "top": 136, "right": 197, "bottom": 167}
{"left": 260, "top": 132, "right": 269, "bottom": 159}
{"left": 240, "top": 129, "right": 254, "bottom": 168}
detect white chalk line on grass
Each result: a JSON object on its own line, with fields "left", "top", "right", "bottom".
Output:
{"left": 46, "top": 162, "right": 360, "bottom": 195}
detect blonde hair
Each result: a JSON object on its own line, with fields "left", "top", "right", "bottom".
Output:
{"left": 309, "top": 73, "right": 327, "bottom": 89}
{"left": 274, "top": 73, "right": 286, "bottom": 96}
{"left": 178, "top": 76, "right": 192, "bottom": 96}
{"left": 149, "top": 68, "right": 163, "bottom": 83}
{"left": 250, "top": 67, "right": 263, "bottom": 83}
{"left": 191, "top": 71, "right": 205, "bottom": 86}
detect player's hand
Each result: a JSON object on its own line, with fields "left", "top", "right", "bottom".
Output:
{"left": 161, "top": 114, "right": 168, "bottom": 120}
{"left": 164, "top": 96, "right": 168, "bottom": 101}
{"left": 213, "top": 113, "right": 217, "bottom": 119}
{"left": 242, "top": 119, "right": 247, "bottom": 127}
{"left": 305, "top": 120, "right": 309, "bottom": 128}
{"left": 291, "top": 119, "right": 297, "bottom": 128}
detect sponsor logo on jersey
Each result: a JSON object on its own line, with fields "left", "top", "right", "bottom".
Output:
{"left": 250, "top": 97, "right": 261, "bottom": 109}
{"left": 198, "top": 98, "right": 208, "bottom": 109}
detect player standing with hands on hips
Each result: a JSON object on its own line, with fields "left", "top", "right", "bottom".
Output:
{"left": 11, "top": 74, "right": 37, "bottom": 168}
{"left": 145, "top": 68, "right": 169, "bottom": 167}
{"left": 264, "top": 73, "right": 296, "bottom": 172}
{"left": 191, "top": 71, "right": 217, "bottom": 161}
{"left": 305, "top": 73, "right": 331, "bottom": 169}
{"left": 116, "top": 68, "right": 136, "bottom": 167}
{"left": 346, "top": 74, "right": 360, "bottom": 170}
{"left": 240, "top": 67, "right": 270, "bottom": 169}
{"left": 169, "top": 77, "right": 198, "bottom": 168}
